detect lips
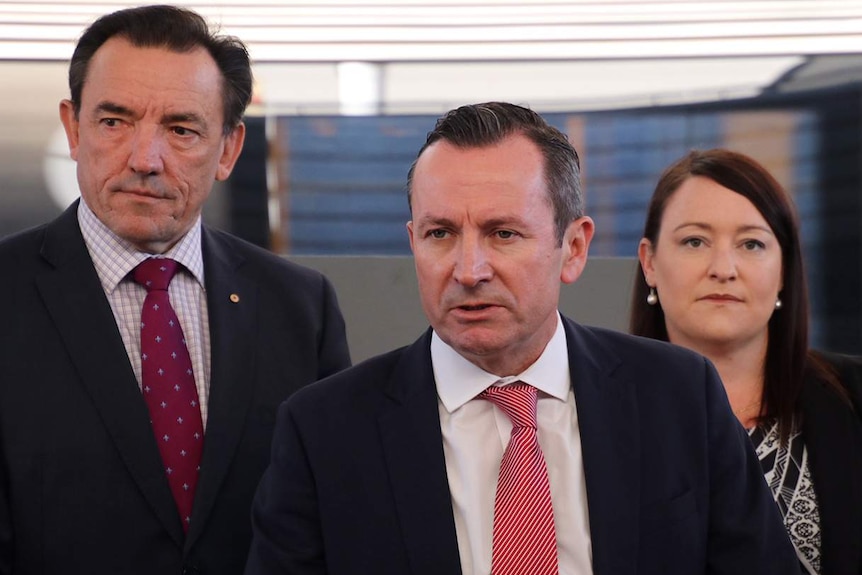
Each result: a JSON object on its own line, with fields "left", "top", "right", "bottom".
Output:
{"left": 699, "top": 294, "right": 743, "bottom": 302}
{"left": 122, "top": 188, "right": 163, "bottom": 199}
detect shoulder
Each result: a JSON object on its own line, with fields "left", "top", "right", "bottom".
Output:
{"left": 0, "top": 214, "right": 69, "bottom": 279}
{"left": 565, "top": 320, "right": 721, "bottom": 410}
{"left": 0, "top": 201, "right": 80, "bottom": 261}
{"left": 813, "top": 349, "right": 862, "bottom": 375}
{"left": 202, "top": 226, "right": 332, "bottom": 289}
{"left": 567, "top": 319, "right": 710, "bottom": 372}
{"left": 809, "top": 349, "right": 862, "bottom": 410}
{"left": 0, "top": 223, "right": 47, "bottom": 259}
{"left": 297, "top": 341, "right": 415, "bottom": 397}
{"left": 282, "top": 343, "right": 416, "bottom": 424}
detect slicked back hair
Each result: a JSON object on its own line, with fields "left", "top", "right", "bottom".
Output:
{"left": 406, "top": 102, "right": 583, "bottom": 246}
{"left": 68, "top": 4, "right": 252, "bottom": 135}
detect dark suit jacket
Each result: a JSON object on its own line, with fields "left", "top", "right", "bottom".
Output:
{"left": 802, "top": 352, "right": 862, "bottom": 574}
{"left": 0, "top": 202, "right": 351, "bottom": 574}
{"left": 245, "top": 318, "right": 799, "bottom": 575}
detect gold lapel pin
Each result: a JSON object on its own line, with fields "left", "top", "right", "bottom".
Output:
{"left": 229, "top": 294, "right": 240, "bottom": 303}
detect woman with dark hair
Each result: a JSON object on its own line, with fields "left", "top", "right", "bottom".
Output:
{"left": 631, "top": 148, "right": 862, "bottom": 575}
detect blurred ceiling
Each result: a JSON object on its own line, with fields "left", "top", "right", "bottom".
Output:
{"left": 2, "top": 0, "right": 862, "bottom": 62}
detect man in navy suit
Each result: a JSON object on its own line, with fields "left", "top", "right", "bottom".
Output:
{"left": 0, "top": 6, "right": 350, "bottom": 574}
{"left": 245, "top": 102, "right": 798, "bottom": 574}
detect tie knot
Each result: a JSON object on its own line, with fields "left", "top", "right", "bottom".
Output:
{"left": 133, "top": 258, "right": 180, "bottom": 292}
{"left": 480, "top": 382, "right": 538, "bottom": 429}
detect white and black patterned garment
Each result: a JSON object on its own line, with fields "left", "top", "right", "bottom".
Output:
{"left": 749, "top": 421, "right": 821, "bottom": 575}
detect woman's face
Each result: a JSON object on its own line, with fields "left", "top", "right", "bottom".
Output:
{"left": 639, "top": 176, "right": 783, "bottom": 354}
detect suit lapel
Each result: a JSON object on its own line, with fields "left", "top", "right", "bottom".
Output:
{"left": 564, "top": 320, "right": 640, "bottom": 575}
{"left": 36, "top": 204, "right": 184, "bottom": 545}
{"left": 185, "top": 228, "right": 258, "bottom": 549}
{"left": 377, "top": 332, "right": 463, "bottom": 575}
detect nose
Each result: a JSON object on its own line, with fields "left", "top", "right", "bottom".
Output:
{"left": 707, "top": 244, "right": 738, "bottom": 281}
{"left": 127, "top": 126, "right": 165, "bottom": 175}
{"left": 452, "top": 235, "right": 493, "bottom": 287}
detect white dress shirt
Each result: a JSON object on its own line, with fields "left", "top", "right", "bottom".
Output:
{"left": 78, "top": 199, "right": 212, "bottom": 427}
{"left": 433, "top": 314, "right": 593, "bottom": 575}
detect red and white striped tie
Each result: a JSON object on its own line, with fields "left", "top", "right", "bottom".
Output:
{"left": 481, "top": 382, "right": 558, "bottom": 575}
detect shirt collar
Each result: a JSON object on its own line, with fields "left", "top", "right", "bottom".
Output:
{"left": 433, "top": 313, "right": 570, "bottom": 413}
{"left": 77, "top": 198, "right": 205, "bottom": 293}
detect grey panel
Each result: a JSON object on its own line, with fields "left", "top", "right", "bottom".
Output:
{"left": 289, "top": 255, "right": 638, "bottom": 362}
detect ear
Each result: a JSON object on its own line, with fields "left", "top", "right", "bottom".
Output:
{"left": 560, "top": 216, "right": 595, "bottom": 284}
{"left": 638, "top": 238, "right": 656, "bottom": 287}
{"left": 215, "top": 122, "right": 246, "bottom": 181}
{"left": 59, "top": 99, "right": 80, "bottom": 161}
{"left": 406, "top": 220, "right": 416, "bottom": 253}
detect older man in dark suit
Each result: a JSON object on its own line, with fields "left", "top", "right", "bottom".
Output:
{"left": 245, "top": 102, "right": 799, "bottom": 575}
{"left": 0, "top": 6, "right": 350, "bottom": 574}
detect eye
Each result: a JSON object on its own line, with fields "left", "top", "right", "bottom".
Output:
{"left": 682, "top": 237, "right": 703, "bottom": 248}
{"left": 742, "top": 239, "right": 765, "bottom": 251}
{"left": 495, "top": 230, "right": 518, "bottom": 240}
{"left": 171, "top": 126, "right": 197, "bottom": 137}
{"left": 100, "top": 118, "right": 120, "bottom": 127}
{"left": 428, "top": 229, "right": 449, "bottom": 239}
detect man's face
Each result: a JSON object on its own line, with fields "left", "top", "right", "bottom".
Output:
{"left": 407, "top": 133, "right": 594, "bottom": 376}
{"left": 60, "top": 36, "right": 245, "bottom": 253}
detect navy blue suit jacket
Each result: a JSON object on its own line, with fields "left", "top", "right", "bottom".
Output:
{"left": 0, "top": 202, "right": 351, "bottom": 574}
{"left": 246, "top": 318, "right": 799, "bottom": 574}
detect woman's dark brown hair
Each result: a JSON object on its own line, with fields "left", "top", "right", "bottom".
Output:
{"left": 630, "top": 148, "right": 846, "bottom": 443}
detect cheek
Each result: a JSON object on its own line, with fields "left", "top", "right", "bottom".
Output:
{"left": 652, "top": 260, "right": 690, "bottom": 294}
{"left": 184, "top": 186, "right": 210, "bottom": 208}
{"left": 759, "top": 263, "right": 784, "bottom": 298}
{"left": 413, "top": 259, "right": 443, "bottom": 295}
{"left": 415, "top": 247, "right": 450, "bottom": 274}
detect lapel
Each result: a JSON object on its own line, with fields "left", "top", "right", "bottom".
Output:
{"left": 377, "top": 331, "right": 463, "bottom": 575}
{"left": 563, "top": 319, "right": 640, "bottom": 575}
{"left": 184, "top": 228, "right": 259, "bottom": 550}
{"left": 800, "top": 361, "right": 862, "bottom": 573}
{"left": 35, "top": 202, "right": 185, "bottom": 546}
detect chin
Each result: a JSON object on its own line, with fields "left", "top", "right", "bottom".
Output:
{"left": 118, "top": 222, "right": 176, "bottom": 251}
{"left": 699, "top": 329, "right": 754, "bottom": 347}
{"left": 446, "top": 333, "right": 503, "bottom": 359}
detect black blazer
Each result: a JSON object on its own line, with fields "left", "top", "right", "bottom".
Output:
{"left": 0, "top": 202, "right": 351, "bottom": 574}
{"left": 801, "top": 352, "right": 862, "bottom": 574}
{"left": 245, "top": 319, "right": 799, "bottom": 575}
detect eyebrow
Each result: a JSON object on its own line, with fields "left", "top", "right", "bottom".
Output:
{"left": 673, "top": 222, "right": 775, "bottom": 235}
{"left": 415, "top": 215, "right": 455, "bottom": 229}
{"left": 95, "top": 101, "right": 133, "bottom": 117}
{"left": 94, "top": 101, "right": 207, "bottom": 129}
{"left": 163, "top": 112, "right": 207, "bottom": 129}
{"left": 416, "top": 215, "right": 527, "bottom": 230}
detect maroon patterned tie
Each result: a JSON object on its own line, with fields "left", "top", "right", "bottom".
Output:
{"left": 481, "top": 383, "right": 558, "bottom": 575}
{"left": 133, "top": 258, "right": 204, "bottom": 532}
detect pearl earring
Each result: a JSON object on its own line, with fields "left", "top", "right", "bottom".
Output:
{"left": 775, "top": 298, "right": 782, "bottom": 310}
{"left": 646, "top": 287, "right": 658, "bottom": 306}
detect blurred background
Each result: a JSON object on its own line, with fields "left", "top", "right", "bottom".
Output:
{"left": 3, "top": 0, "right": 862, "bottom": 353}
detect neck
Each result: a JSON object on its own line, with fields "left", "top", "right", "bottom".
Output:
{"left": 675, "top": 336, "right": 767, "bottom": 429}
